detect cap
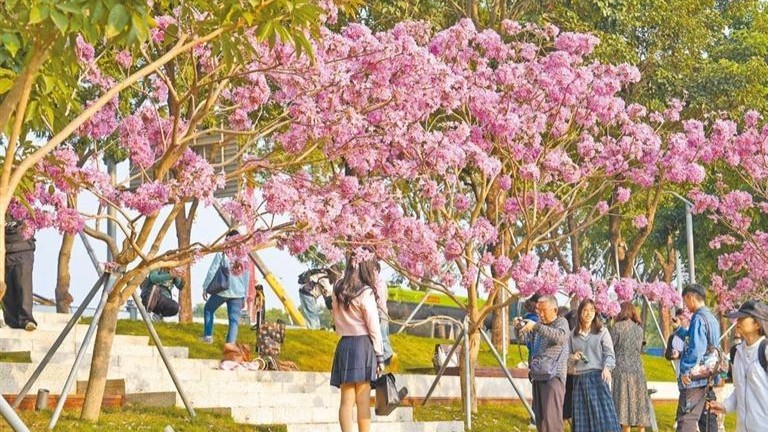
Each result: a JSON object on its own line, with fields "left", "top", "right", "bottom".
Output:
{"left": 682, "top": 283, "right": 706, "bottom": 298}
{"left": 725, "top": 300, "right": 768, "bottom": 322}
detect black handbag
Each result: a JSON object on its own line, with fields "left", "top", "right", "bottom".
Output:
{"left": 205, "top": 261, "right": 230, "bottom": 295}
{"left": 374, "top": 373, "right": 408, "bottom": 416}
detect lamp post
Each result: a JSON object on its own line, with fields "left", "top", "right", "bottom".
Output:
{"left": 667, "top": 192, "right": 695, "bottom": 285}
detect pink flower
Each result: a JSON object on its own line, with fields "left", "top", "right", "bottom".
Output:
{"left": 596, "top": 201, "right": 609, "bottom": 215}
{"left": 115, "top": 50, "right": 132, "bottom": 69}
{"left": 632, "top": 215, "right": 648, "bottom": 229}
{"left": 492, "top": 256, "right": 512, "bottom": 277}
{"left": 75, "top": 35, "right": 95, "bottom": 64}
{"left": 616, "top": 187, "right": 631, "bottom": 204}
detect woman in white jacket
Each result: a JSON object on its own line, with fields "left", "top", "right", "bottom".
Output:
{"left": 709, "top": 300, "right": 768, "bottom": 431}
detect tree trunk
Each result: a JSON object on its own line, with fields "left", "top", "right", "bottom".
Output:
{"left": 174, "top": 203, "right": 195, "bottom": 323}
{"left": 490, "top": 295, "right": 504, "bottom": 352}
{"left": 608, "top": 204, "right": 630, "bottom": 278}
{"left": 655, "top": 235, "right": 677, "bottom": 341}
{"left": 55, "top": 232, "right": 76, "bottom": 313}
{"left": 0, "top": 201, "right": 6, "bottom": 303}
{"left": 659, "top": 253, "right": 675, "bottom": 342}
{"left": 459, "top": 328, "right": 480, "bottom": 413}
{"left": 80, "top": 296, "right": 121, "bottom": 421}
{"left": 568, "top": 214, "right": 581, "bottom": 309}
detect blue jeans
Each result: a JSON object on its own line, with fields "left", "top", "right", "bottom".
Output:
{"left": 299, "top": 291, "right": 321, "bottom": 329}
{"left": 203, "top": 295, "right": 244, "bottom": 343}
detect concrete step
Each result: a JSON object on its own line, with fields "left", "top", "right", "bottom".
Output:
{"left": 129, "top": 370, "right": 336, "bottom": 395}
{"left": 175, "top": 389, "right": 343, "bottom": 409}
{"left": 232, "top": 405, "right": 413, "bottom": 424}
{"left": 26, "top": 312, "right": 76, "bottom": 326}
{"left": 286, "top": 421, "right": 465, "bottom": 432}
{"left": 0, "top": 363, "right": 126, "bottom": 395}
{"left": 0, "top": 327, "right": 151, "bottom": 350}
{"left": 24, "top": 346, "right": 189, "bottom": 366}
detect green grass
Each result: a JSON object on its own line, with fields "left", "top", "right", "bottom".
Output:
{"left": 1, "top": 406, "right": 283, "bottom": 432}
{"left": 84, "top": 319, "right": 676, "bottom": 381}
{"left": 413, "top": 401, "right": 736, "bottom": 432}
{"left": 0, "top": 319, "right": 710, "bottom": 431}
{"left": 0, "top": 351, "right": 30, "bottom": 363}
{"left": 388, "top": 287, "right": 486, "bottom": 308}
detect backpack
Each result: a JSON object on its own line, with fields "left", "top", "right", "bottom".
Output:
{"left": 758, "top": 339, "right": 768, "bottom": 371}
{"left": 298, "top": 268, "right": 327, "bottom": 285}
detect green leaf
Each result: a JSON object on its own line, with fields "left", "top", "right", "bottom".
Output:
{"left": 293, "top": 32, "right": 314, "bottom": 61}
{"left": 29, "top": 6, "right": 47, "bottom": 24}
{"left": 1, "top": 34, "right": 21, "bottom": 58}
{"left": 273, "top": 23, "right": 291, "bottom": 43}
{"left": 106, "top": 5, "right": 130, "bottom": 39}
{"left": 42, "top": 76, "right": 55, "bottom": 94}
{"left": 92, "top": 2, "right": 106, "bottom": 21}
{"left": 49, "top": 9, "right": 69, "bottom": 33}
{"left": 0, "top": 78, "right": 13, "bottom": 94}
{"left": 256, "top": 20, "right": 273, "bottom": 41}
{"left": 56, "top": 3, "right": 85, "bottom": 15}
{"left": 132, "top": 13, "right": 149, "bottom": 43}
{"left": 42, "top": 103, "right": 55, "bottom": 126}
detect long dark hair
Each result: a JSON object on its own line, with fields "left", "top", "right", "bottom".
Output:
{"left": 616, "top": 301, "right": 642, "bottom": 325}
{"left": 334, "top": 257, "right": 380, "bottom": 309}
{"left": 574, "top": 298, "right": 602, "bottom": 335}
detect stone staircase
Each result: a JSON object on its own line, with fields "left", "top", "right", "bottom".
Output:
{"left": 0, "top": 312, "right": 464, "bottom": 432}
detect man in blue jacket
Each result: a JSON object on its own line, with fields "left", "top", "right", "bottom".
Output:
{"left": 674, "top": 283, "right": 720, "bottom": 432}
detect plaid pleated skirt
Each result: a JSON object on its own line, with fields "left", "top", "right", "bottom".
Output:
{"left": 571, "top": 370, "right": 621, "bottom": 432}
{"left": 330, "top": 335, "right": 377, "bottom": 388}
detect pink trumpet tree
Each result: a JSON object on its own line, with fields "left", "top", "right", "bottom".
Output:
{"left": 689, "top": 111, "right": 768, "bottom": 311}
{"left": 20, "top": 16, "right": 721, "bottom": 414}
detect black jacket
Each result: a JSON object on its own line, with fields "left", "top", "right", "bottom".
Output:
{"left": 5, "top": 221, "right": 35, "bottom": 254}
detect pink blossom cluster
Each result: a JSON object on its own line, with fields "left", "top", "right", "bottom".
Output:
{"left": 686, "top": 110, "right": 768, "bottom": 308}
{"left": 252, "top": 18, "right": 712, "bottom": 305}
{"left": 24, "top": 18, "right": 731, "bottom": 309}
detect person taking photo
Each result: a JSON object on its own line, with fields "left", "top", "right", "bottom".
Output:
{"left": 708, "top": 300, "right": 768, "bottom": 430}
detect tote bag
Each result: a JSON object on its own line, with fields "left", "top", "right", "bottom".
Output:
{"left": 205, "top": 260, "right": 230, "bottom": 295}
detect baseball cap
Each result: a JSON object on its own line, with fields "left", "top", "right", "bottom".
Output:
{"left": 725, "top": 300, "right": 768, "bottom": 321}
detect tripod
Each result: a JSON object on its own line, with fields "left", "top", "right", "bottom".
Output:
{"left": 702, "top": 376, "right": 718, "bottom": 432}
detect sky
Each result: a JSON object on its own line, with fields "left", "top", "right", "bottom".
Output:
{"left": 31, "top": 187, "right": 314, "bottom": 318}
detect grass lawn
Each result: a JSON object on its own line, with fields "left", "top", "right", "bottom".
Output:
{"left": 77, "top": 318, "right": 679, "bottom": 380}
{"left": 0, "top": 320, "right": 721, "bottom": 431}
{"left": 99, "top": 319, "right": 675, "bottom": 381}
{"left": 388, "top": 287, "right": 486, "bottom": 308}
{"left": 1, "top": 406, "right": 284, "bottom": 432}
{"left": 413, "top": 401, "right": 736, "bottom": 432}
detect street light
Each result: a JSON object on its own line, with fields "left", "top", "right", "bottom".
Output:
{"left": 667, "top": 191, "right": 695, "bottom": 285}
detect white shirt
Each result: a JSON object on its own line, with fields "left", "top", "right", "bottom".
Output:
{"left": 723, "top": 336, "right": 768, "bottom": 431}
{"left": 671, "top": 334, "right": 685, "bottom": 372}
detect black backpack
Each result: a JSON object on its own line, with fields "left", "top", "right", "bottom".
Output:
{"left": 759, "top": 339, "right": 768, "bottom": 371}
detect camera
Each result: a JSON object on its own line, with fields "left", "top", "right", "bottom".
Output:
{"left": 513, "top": 317, "right": 526, "bottom": 331}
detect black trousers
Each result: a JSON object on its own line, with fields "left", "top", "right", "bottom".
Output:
{"left": 3, "top": 251, "right": 36, "bottom": 328}
{"left": 532, "top": 378, "right": 565, "bottom": 432}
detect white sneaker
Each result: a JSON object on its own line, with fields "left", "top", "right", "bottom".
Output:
{"left": 24, "top": 322, "right": 37, "bottom": 331}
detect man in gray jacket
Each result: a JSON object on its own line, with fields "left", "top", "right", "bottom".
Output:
{"left": 3, "top": 218, "right": 37, "bottom": 330}
{"left": 519, "top": 294, "right": 570, "bottom": 431}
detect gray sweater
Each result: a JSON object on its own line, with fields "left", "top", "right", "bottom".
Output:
{"left": 531, "top": 317, "right": 570, "bottom": 382}
{"left": 569, "top": 327, "right": 616, "bottom": 375}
